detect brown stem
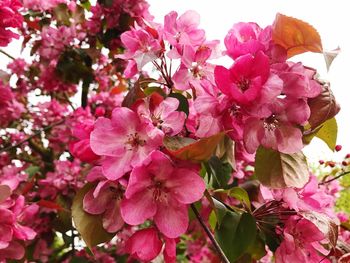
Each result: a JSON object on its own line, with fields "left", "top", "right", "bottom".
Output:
{"left": 319, "top": 171, "right": 350, "bottom": 185}
{"left": 0, "top": 49, "right": 15, "bottom": 60}
{"left": 0, "top": 119, "right": 65, "bottom": 154}
{"left": 190, "top": 204, "right": 230, "bottom": 263}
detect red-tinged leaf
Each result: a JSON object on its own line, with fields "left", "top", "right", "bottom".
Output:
{"left": 121, "top": 80, "right": 146, "bottom": 108}
{"left": 164, "top": 132, "right": 226, "bottom": 163}
{"left": 21, "top": 181, "right": 35, "bottom": 195}
{"left": 0, "top": 185, "right": 11, "bottom": 203}
{"left": 308, "top": 82, "right": 340, "bottom": 129}
{"left": 37, "top": 200, "right": 65, "bottom": 211}
{"left": 300, "top": 211, "right": 338, "bottom": 248}
{"left": 72, "top": 183, "right": 114, "bottom": 249}
{"left": 272, "top": 13, "right": 323, "bottom": 58}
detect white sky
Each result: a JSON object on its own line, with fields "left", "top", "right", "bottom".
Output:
{"left": 1, "top": 0, "right": 349, "bottom": 163}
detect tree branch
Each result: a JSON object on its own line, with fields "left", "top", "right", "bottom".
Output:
{"left": 319, "top": 171, "right": 350, "bottom": 185}
{"left": 0, "top": 49, "right": 15, "bottom": 60}
{"left": 0, "top": 119, "right": 66, "bottom": 154}
{"left": 190, "top": 204, "right": 230, "bottom": 263}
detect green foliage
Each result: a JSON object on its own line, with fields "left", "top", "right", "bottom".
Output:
{"left": 255, "top": 146, "right": 309, "bottom": 188}
{"left": 207, "top": 156, "right": 233, "bottom": 189}
{"left": 72, "top": 183, "right": 114, "bottom": 249}
{"left": 169, "top": 93, "right": 190, "bottom": 116}
{"left": 215, "top": 211, "right": 257, "bottom": 262}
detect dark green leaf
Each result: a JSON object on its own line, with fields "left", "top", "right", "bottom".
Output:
{"left": 169, "top": 93, "right": 189, "bottom": 116}
{"left": 208, "top": 156, "right": 232, "bottom": 189}
{"left": 215, "top": 212, "right": 257, "bottom": 262}
{"left": 25, "top": 165, "right": 40, "bottom": 178}
{"left": 254, "top": 146, "right": 309, "bottom": 188}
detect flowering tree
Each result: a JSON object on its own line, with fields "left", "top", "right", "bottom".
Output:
{"left": 0, "top": 0, "right": 349, "bottom": 262}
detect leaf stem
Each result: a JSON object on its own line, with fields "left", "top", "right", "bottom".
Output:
{"left": 190, "top": 204, "right": 230, "bottom": 263}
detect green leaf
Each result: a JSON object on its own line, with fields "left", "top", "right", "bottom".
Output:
{"left": 315, "top": 117, "right": 338, "bottom": 151}
{"left": 229, "top": 187, "right": 251, "bottom": 211}
{"left": 53, "top": 4, "right": 71, "bottom": 26}
{"left": 72, "top": 183, "right": 114, "bottom": 249}
{"left": 25, "top": 165, "right": 40, "bottom": 178}
{"left": 255, "top": 146, "right": 309, "bottom": 188}
{"left": 169, "top": 93, "right": 189, "bottom": 116}
{"left": 215, "top": 212, "right": 257, "bottom": 262}
{"left": 246, "top": 234, "right": 267, "bottom": 260}
{"left": 208, "top": 156, "right": 232, "bottom": 189}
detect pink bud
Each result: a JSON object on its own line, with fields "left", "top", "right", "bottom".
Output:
{"left": 335, "top": 145, "right": 342, "bottom": 152}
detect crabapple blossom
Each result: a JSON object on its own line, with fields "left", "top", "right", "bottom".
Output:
{"left": 90, "top": 107, "right": 163, "bottom": 180}
{"left": 121, "top": 150, "right": 206, "bottom": 238}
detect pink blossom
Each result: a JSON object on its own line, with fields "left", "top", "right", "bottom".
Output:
{"left": 119, "top": 24, "right": 163, "bottom": 70}
{"left": 173, "top": 45, "right": 215, "bottom": 91}
{"left": 0, "top": 0, "right": 22, "bottom": 46}
{"left": 120, "top": 150, "right": 205, "bottom": 238}
{"left": 23, "top": 0, "right": 67, "bottom": 11}
{"left": 224, "top": 22, "right": 265, "bottom": 59}
{"left": 214, "top": 51, "right": 274, "bottom": 105}
{"left": 272, "top": 62, "right": 322, "bottom": 99}
{"left": 83, "top": 167, "right": 124, "bottom": 233}
{"left": 0, "top": 83, "right": 25, "bottom": 128}
{"left": 69, "top": 120, "right": 100, "bottom": 163}
{"left": 39, "top": 26, "right": 76, "bottom": 60}
{"left": 275, "top": 217, "right": 327, "bottom": 263}
{"left": 125, "top": 227, "right": 163, "bottom": 262}
{"left": 90, "top": 107, "right": 163, "bottom": 180}
{"left": 137, "top": 97, "right": 186, "bottom": 135}
{"left": 243, "top": 99, "right": 308, "bottom": 153}
{"left": 163, "top": 10, "right": 205, "bottom": 47}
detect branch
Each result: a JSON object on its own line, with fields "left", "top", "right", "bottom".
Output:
{"left": 190, "top": 204, "right": 230, "bottom": 263}
{"left": 319, "top": 171, "right": 350, "bottom": 185}
{"left": 0, "top": 119, "right": 66, "bottom": 154}
{"left": 0, "top": 49, "right": 15, "bottom": 60}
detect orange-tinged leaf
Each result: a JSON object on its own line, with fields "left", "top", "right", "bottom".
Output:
{"left": 164, "top": 132, "right": 226, "bottom": 163}
{"left": 272, "top": 13, "right": 323, "bottom": 58}
{"left": 37, "top": 200, "right": 66, "bottom": 211}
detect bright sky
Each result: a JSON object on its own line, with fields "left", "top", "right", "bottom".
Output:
{"left": 1, "top": 0, "right": 349, "bottom": 164}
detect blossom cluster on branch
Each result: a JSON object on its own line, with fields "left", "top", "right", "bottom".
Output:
{"left": 0, "top": 0, "right": 349, "bottom": 262}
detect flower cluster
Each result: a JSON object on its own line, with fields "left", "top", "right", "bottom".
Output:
{"left": 0, "top": 0, "right": 347, "bottom": 262}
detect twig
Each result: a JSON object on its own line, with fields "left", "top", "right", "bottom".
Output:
{"left": 319, "top": 171, "right": 350, "bottom": 185}
{"left": 190, "top": 204, "right": 230, "bottom": 263}
{"left": 0, "top": 119, "right": 65, "bottom": 154}
{"left": 0, "top": 49, "right": 15, "bottom": 60}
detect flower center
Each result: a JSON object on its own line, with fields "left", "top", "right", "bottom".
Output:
{"left": 148, "top": 181, "right": 167, "bottom": 202}
{"left": 236, "top": 78, "right": 250, "bottom": 92}
{"left": 263, "top": 114, "right": 279, "bottom": 131}
{"left": 126, "top": 133, "right": 146, "bottom": 149}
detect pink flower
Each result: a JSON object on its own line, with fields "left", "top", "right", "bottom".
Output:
{"left": 69, "top": 121, "right": 100, "bottom": 163}
{"left": 214, "top": 51, "right": 272, "bottom": 105}
{"left": 243, "top": 99, "right": 308, "bottom": 153}
{"left": 125, "top": 228, "right": 162, "bottom": 262}
{"left": 224, "top": 22, "right": 265, "bottom": 59}
{"left": 119, "top": 24, "right": 162, "bottom": 70}
{"left": 83, "top": 167, "right": 124, "bottom": 233}
{"left": 90, "top": 107, "right": 163, "bottom": 180}
{"left": 272, "top": 62, "right": 322, "bottom": 99}
{"left": 172, "top": 45, "right": 215, "bottom": 91}
{"left": 120, "top": 150, "right": 205, "bottom": 238}
{"left": 163, "top": 10, "right": 205, "bottom": 47}
{"left": 0, "top": 0, "right": 22, "bottom": 47}
{"left": 137, "top": 97, "right": 186, "bottom": 136}
{"left": 275, "top": 217, "right": 326, "bottom": 263}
